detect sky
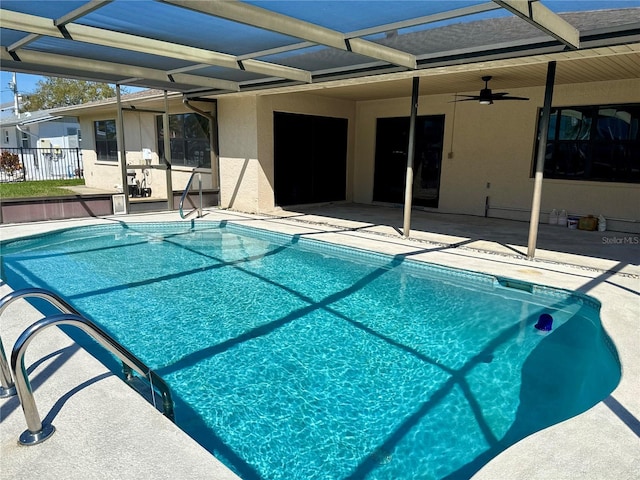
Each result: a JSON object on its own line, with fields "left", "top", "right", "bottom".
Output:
{"left": 1, "top": 0, "right": 638, "bottom": 111}
{"left": 0, "top": 71, "right": 146, "bottom": 115}
{"left": 0, "top": 72, "right": 44, "bottom": 112}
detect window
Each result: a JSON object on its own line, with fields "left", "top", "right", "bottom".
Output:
{"left": 534, "top": 104, "right": 640, "bottom": 183}
{"left": 156, "top": 113, "right": 210, "bottom": 168}
{"left": 20, "top": 130, "right": 29, "bottom": 148}
{"left": 94, "top": 119, "right": 118, "bottom": 161}
{"left": 66, "top": 127, "right": 79, "bottom": 148}
{"left": 3, "top": 130, "right": 9, "bottom": 144}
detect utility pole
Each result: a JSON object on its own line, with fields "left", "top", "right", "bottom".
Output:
{"left": 8, "top": 72, "right": 19, "bottom": 117}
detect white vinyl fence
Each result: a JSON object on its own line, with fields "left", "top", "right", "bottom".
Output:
{"left": 0, "top": 147, "right": 83, "bottom": 183}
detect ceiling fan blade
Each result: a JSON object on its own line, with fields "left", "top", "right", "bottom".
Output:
{"left": 449, "top": 95, "right": 481, "bottom": 102}
{"left": 451, "top": 78, "right": 530, "bottom": 103}
{"left": 493, "top": 96, "right": 530, "bottom": 101}
{"left": 491, "top": 92, "right": 529, "bottom": 101}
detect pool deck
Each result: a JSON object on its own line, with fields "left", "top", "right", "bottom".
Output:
{"left": 1, "top": 205, "right": 638, "bottom": 479}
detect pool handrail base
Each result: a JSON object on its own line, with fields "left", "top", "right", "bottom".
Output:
{"left": 1, "top": 288, "right": 175, "bottom": 446}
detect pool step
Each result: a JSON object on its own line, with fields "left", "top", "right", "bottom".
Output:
{"left": 125, "top": 375, "right": 165, "bottom": 413}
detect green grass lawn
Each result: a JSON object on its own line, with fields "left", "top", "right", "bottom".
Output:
{"left": 0, "top": 179, "right": 86, "bottom": 199}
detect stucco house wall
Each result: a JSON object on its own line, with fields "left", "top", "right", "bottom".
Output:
{"left": 62, "top": 76, "right": 638, "bottom": 232}
{"left": 217, "top": 96, "right": 259, "bottom": 212}
{"left": 75, "top": 97, "right": 215, "bottom": 198}
{"left": 217, "top": 77, "right": 638, "bottom": 232}
{"left": 354, "top": 78, "right": 639, "bottom": 233}
{"left": 217, "top": 92, "right": 356, "bottom": 213}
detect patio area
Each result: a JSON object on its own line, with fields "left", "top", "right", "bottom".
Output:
{"left": 274, "top": 203, "right": 639, "bottom": 275}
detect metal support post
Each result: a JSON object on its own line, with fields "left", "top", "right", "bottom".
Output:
{"left": 527, "top": 61, "right": 557, "bottom": 259}
{"left": 163, "top": 91, "right": 174, "bottom": 210}
{"left": 116, "top": 85, "right": 130, "bottom": 214}
{"left": 402, "top": 77, "right": 420, "bottom": 238}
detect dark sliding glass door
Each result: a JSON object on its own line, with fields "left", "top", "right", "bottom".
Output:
{"left": 274, "top": 112, "right": 348, "bottom": 206}
{"left": 373, "top": 115, "right": 445, "bottom": 208}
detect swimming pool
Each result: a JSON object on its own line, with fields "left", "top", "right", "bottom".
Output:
{"left": 0, "top": 221, "right": 620, "bottom": 479}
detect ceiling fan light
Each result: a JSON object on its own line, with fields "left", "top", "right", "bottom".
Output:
{"left": 479, "top": 87, "right": 493, "bottom": 105}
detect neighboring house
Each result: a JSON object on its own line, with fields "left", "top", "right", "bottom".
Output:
{"left": 53, "top": 9, "right": 640, "bottom": 233}
{"left": 0, "top": 111, "right": 82, "bottom": 182}
{"left": 0, "top": 110, "right": 80, "bottom": 149}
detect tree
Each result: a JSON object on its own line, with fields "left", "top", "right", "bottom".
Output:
{"left": 22, "top": 77, "right": 127, "bottom": 111}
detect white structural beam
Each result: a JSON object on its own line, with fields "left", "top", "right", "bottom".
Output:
{"left": 348, "top": 2, "right": 501, "bottom": 38}
{"left": 7, "top": 1, "right": 112, "bottom": 52}
{"left": 161, "top": 0, "right": 418, "bottom": 70}
{"left": 0, "top": 48, "right": 240, "bottom": 91}
{"left": 7, "top": 33, "right": 40, "bottom": 52}
{"left": 227, "top": 3, "right": 500, "bottom": 64}
{"left": 494, "top": 1, "right": 580, "bottom": 49}
{"left": 0, "top": 9, "right": 311, "bottom": 83}
{"left": 54, "top": 0, "right": 113, "bottom": 26}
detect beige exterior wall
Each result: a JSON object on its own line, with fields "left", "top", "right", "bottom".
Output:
{"left": 218, "top": 96, "right": 259, "bottom": 212}
{"left": 78, "top": 98, "right": 215, "bottom": 199}
{"left": 73, "top": 77, "right": 638, "bottom": 232}
{"left": 80, "top": 111, "right": 161, "bottom": 194}
{"left": 354, "top": 78, "right": 640, "bottom": 232}
{"left": 218, "top": 92, "right": 356, "bottom": 212}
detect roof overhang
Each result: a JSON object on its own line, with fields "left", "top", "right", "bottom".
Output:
{"left": 0, "top": 113, "right": 65, "bottom": 127}
{"left": 20, "top": 114, "right": 64, "bottom": 125}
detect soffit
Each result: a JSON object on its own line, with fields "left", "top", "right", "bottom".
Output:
{"left": 283, "top": 43, "right": 640, "bottom": 101}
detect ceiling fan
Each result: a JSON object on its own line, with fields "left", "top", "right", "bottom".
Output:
{"left": 454, "top": 76, "right": 529, "bottom": 105}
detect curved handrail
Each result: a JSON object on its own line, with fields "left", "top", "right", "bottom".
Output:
{"left": 0, "top": 288, "right": 77, "bottom": 398}
{"left": 179, "top": 169, "right": 203, "bottom": 219}
{"left": 0, "top": 339, "right": 15, "bottom": 398}
{"left": 11, "top": 313, "right": 175, "bottom": 445}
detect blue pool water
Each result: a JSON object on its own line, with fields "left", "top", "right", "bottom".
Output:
{"left": 1, "top": 222, "right": 620, "bottom": 479}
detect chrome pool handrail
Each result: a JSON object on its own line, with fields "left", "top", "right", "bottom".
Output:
{"left": 0, "top": 287, "right": 77, "bottom": 398}
{"left": 0, "top": 338, "right": 15, "bottom": 398}
{"left": 179, "top": 168, "right": 207, "bottom": 219}
{"left": 11, "top": 312, "right": 175, "bottom": 445}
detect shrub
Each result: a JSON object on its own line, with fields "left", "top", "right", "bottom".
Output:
{"left": 0, "top": 150, "right": 22, "bottom": 175}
